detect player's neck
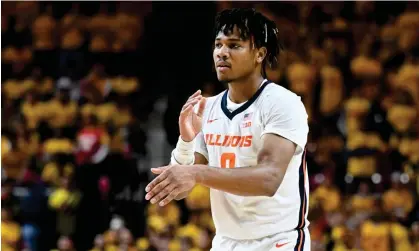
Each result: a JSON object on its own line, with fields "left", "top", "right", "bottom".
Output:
{"left": 227, "top": 74, "right": 265, "bottom": 104}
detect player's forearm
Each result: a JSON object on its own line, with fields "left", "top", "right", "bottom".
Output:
{"left": 194, "top": 163, "right": 283, "bottom": 197}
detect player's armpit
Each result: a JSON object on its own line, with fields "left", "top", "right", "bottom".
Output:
{"left": 194, "top": 152, "right": 208, "bottom": 165}
{"left": 174, "top": 152, "right": 208, "bottom": 201}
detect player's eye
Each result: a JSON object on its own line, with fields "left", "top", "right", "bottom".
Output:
{"left": 214, "top": 43, "right": 222, "bottom": 49}
{"left": 230, "top": 43, "right": 241, "bottom": 49}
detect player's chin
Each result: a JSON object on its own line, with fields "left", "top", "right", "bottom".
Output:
{"left": 216, "top": 72, "right": 232, "bottom": 82}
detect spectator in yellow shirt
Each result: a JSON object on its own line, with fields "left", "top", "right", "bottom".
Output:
{"left": 383, "top": 173, "right": 414, "bottom": 218}
{"left": 1, "top": 207, "right": 21, "bottom": 251}
{"left": 147, "top": 202, "right": 180, "bottom": 227}
{"left": 111, "top": 77, "right": 139, "bottom": 97}
{"left": 350, "top": 182, "right": 377, "bottom": 214}
{"left": 44, "top": 89, "right": 78, "bottom": 132}
{"left": 2, "top": 135, "right": 11, "bottom": 158}
{"left": 389, "top": 221, "right": 413, "bottom": 251}
{"left": 112, "top": 100, "right": 133, "bottom": 129}
{"left": 48, "top": 177, "right": 80, "bottom": 236}
{"left": 411, "top": 222, "right": 419, "bottom": 251}
{"left": 2, "top": 137, "right": 29, "bottom": 181}
{"left": 3, "top": 78, "right": 33, "bottom": 101}
{"left": 311, "top": 177, "right": 341, "bottom": 213}
{"left": 20, "top": 93, "right": 44, "bottom": 130}
{"left": 41, "top": 156, "right": 74, "bottom": 187}
{"left": 361, "top": 217, "right": 391, "bottom": 251}
{"left": 25, "top": 67, "right": 54, "bottom": 100}
{"left": 81, "top": 100, "right": 118, "bottom": 126}
{"left": 16, "top": 122, "right": 40, "bottom": 158}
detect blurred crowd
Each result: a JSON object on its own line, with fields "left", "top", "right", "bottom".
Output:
{"left": 1, "top": 1, "right": 419, "bottom": 251}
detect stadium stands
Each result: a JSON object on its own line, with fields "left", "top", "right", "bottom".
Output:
{"left": 1, "top": 2, "right": 418, "bottom": 251}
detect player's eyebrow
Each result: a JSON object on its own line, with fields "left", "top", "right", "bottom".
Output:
{"left": 215, "top": 37, "right": 242, "bottom": 42}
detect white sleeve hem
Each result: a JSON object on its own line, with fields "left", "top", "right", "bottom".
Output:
{"left": 261, "top": 130, "right": 305, "bottom": 154}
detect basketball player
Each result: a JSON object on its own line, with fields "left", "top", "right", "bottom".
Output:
{"left": 145, "top": 8, "right": 310, "bottom": 251}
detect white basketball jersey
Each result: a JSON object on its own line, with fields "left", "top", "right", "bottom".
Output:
{"left": 194, "top": 80, "right": 310, "bottom": 240}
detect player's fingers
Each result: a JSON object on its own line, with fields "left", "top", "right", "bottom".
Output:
{"left": 187, "top": 93, "right": 202, "bottom": 103}
{"left": 145, "top": 177, "right": 170, "bottom": 201}
{"left": 182, "top": 96, "right": 202, "bottom": 111}
{"left": 188, "top": 90, "right": 201, "bottom": 100}
{"left": 150, "top": 184, "right": 177, "bottom": 205}
{"left": 145, "top": 171, "right": 169, "bottom": 193}
{"left": 179, "top": 105, "right": 193, "bottom": 122}
{"left": 159, "top": 188, "right": 180, "bottom": 206}
{"left": 196, "top": 97, "right": 207, "bottom": 117}
{"left": 151, "top": 165, "right": 170, "bottom": 175}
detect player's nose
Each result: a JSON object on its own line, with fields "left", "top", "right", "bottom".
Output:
{"left": 216, "top": 45, "right": 230, "bottom": 59}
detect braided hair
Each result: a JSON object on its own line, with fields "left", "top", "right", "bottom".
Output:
{"left": 214, "top": 8, "right": 283, "bottom": 78}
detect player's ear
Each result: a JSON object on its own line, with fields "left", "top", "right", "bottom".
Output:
{"left": 256, "top": 47, "right": 267, "bottom": 64}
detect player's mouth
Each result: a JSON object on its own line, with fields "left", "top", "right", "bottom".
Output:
{"left": 216, "top": 61, "right": 231, "bottom": 72}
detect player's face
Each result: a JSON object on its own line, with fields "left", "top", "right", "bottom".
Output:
{"left": 213, "top": 27, "right": 261, "bottom": 82}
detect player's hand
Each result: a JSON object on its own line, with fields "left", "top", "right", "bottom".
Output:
{"left": 179, "top": 90, "right": 207, "bottom": 142}
{"left": 145, "top": 165, "right": 197, "bottom": 206}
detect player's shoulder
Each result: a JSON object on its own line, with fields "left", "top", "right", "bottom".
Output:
{"left": 261, "top": 81, "right": 303, "bottom": 105}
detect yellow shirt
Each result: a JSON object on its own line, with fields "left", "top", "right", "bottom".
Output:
{"left": 361, "top": 220, "right": 390, "bottom": 251}
{"left": 136, "top": 237, "right": 150, "bottom": 251}
{"left": 42, "top": 162, "right": 74, "bottom": 186}
{"left": 390, "top": 223, "right": 412, "bottom": 251}
{"left": 81, "top": 103, "right": 117, "bottom": 124}
{"left": 2, "top": 136, "right": 11, "bottom": 157}
{"left": 61, "top": 28, "right": 84, "bottom": 49}
{"left": 2, "top": 150, "right": 28, "bottom": 180}
{"left": 44, "top": 100, "right": 78, "bottom": 128}
{"left": 351, "top": 195, "right": 376, "bottom": 213}
{"left": 111, "top": 77, "right": 139, "bottom": 95}
{"left": 3, "top": 80, "right": 32, "bottom": 100}
{"left": 49, "top": 188, "right": 80, "bottom": 209}
{"left": 383, "top": 189, "right": 414, "bottom": 215}
{"left": 18, "top": 133, "right": 40, "bottom": 157}
{"left": 34, "top": 78, "right": 54, "bottom": 96}
{"left": 347, "top": 132, "right": 385, "bottom": 177}
{"left": 176, "top": 223, "right": 204, "bottom": 248}
{"left": 32, "top": 14, "right": 56, "bottom": 50}
{"left": 43, "top": 138, "right": 74, "bottom": 155}
{"left": 1, "top": 221, "right": 21, "bottom": 250}
{"left": 113, "top": 107, "right": 132, "bottom": 128}
{"left": 312, "top": 185, "right": 341, "bottom": 212}
{"left": 148, "top": 202, "right": 180, "bottom": 226}
{"left": 21, "top": 101, "right": 45, "bottom": 129}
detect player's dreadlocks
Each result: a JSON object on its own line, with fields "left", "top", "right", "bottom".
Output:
{"left": 214, "top": 8, "right": 283, "bottom": 78}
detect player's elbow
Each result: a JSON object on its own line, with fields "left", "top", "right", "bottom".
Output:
{"left": 265, "top": 187, "right": 277, "bottom": 197}
{"left": 265, "top": 182, "right": 280, "bottom": 197}
{"left": 264, "top": 168, "right": 282, "bottom": 197}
